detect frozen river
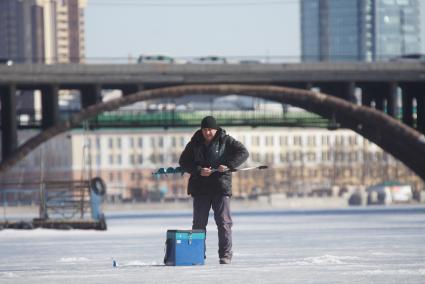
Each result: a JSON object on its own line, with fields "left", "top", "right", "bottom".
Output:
{"left": 1, "top": 206, "right": 425, "bottom": 283}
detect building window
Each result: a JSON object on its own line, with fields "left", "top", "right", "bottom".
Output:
{"left": 109, "top": 155, "right": 114, "bottom": 164}
{"left": 138, "top": 154, "right": 143, "bottom": 164}
{"left": 109, "top": 172, "right": 114, "bottom": 182}
{"left": 108, "top": 138, "right": 113, "bottom": 148}
{"left": 294, "top": 151, "right": 302, "bottom": 161}
{"left": 265, "top": 136, "right": 273, "bottom": 146}
{"left": 129, "top": 137, "right": 134, "bottom": 148}
{"left": 321, "top": 135, "right": 330, "bottom": 145}
{"left": 293, "top": 136, "right": 302, "bottom": 146}
{"left": 150, "top": 154, "right": 155, "bottom": 163}
{"left": 265, "top": 153, "right": 274, "bottom": 163}
{"left": 337, "top": 136, "right": 345, "bottom": 146}
{"left": 286, "top": 152, "right": 291, "bottom": 162}
{"left": 307, "top": 152, "right": 316, "bottom": 161}
{"left": 138, "top": 137, "right": 143, "bottom": 148}
{"left": 96, "top": 137, "right": 101, "bottom": 149}
{"left": 172, "top": 153, "right": 179, "bottom": 163}
{"left": 279, "top": 136, "right": 288, "bottom": 146}
{"left": 116, "top": 138, "right": 121, "bottom": 149}
{"left": 349, "top": 136, "right": 358, "bottom": 145}
{"left": 130, "top": 155, "right": 135, "bottom": 165}
{"left": 116, "top": 155, "right": 122, "bottom": 165}
{"left": 251, "top": 152, "right": 260, "bottom": 162}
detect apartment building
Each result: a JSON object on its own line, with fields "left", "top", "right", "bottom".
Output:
{"left": 67, "top": 127, "right": 422, "bottom": 201}
{"left": 0, "top": 0, "right": 87, "bottom": 64}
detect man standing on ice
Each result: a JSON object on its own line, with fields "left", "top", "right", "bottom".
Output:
{"left": 179, "top": 116, "right": 249, "bottom": 264}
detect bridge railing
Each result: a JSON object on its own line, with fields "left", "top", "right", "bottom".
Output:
{"left": 88, "top": 109, "right": 331, "bottom": 128}
{"left": 3, "top": 106, "right": 418, "bottom": 129}
{"left": 3, "top": 108, "right": 332, "bottom": 129}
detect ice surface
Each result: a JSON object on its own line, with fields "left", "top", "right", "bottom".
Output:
{"left": 1, "top": 206, "right": 425, "bottom": 283}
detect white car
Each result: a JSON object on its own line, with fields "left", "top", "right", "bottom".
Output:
{"left": 0, "top": 58, "right": 13, "bottom": 66}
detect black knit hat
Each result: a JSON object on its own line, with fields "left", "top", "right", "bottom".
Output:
{"left": 201, "top": 116, "right": 218, "bottom": 129}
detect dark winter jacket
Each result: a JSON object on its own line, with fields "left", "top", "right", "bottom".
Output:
{"left": 179, "top": 128, "right": 249, "bottom": 196}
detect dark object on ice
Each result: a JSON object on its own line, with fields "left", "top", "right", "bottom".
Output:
{"left": 348, "top": 192, "right": 362, "bottom": 206}
{"left": 17, "top": 221, "right": 34, "bottom": 230}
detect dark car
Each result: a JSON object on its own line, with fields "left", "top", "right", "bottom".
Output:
{"left": 193, "top": 56, "right": 227, "bottom": 64}
{"left": 390, "top": 53, "right": 425, "bottom": 62}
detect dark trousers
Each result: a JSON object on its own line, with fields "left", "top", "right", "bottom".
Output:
{"left": 192, "top": 195, "right": 233, "bottom": 258}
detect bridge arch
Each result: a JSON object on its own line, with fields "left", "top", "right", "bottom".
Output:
{"left": 1, "top": 84, "right": 425, "bottom": 181}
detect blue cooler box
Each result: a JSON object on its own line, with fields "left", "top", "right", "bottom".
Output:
{"left": 164, "top": 229, "right": 205, "bottom": 266}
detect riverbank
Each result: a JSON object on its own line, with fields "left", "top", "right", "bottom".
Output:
{"left": 2, "top": 195, "right": 423, "bottom": 219}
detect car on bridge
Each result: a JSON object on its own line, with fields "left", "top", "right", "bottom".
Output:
{"left": 238, "top": 59, "right": 261, "bottom": 64}
{"left": 0, "top": 58, "right": 13, "bottom": 66}
{"left": 137, "top": 54, "right": 175, "bottom": 64}
{"left": 390, "top": 53, "right": 425, "bottom": 62}
{"left": 192, "top": 56, "right": 227, "bottom": 64}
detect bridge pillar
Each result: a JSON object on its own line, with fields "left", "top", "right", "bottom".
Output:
{"left": 401, "top": 91, "right": 414, "bottom": 128}
{"left": 317, "top": 82, "right": 356, "bottom": 103}
{"left": 401, "top": 83, "right": 425, "bottom": 133}
{"left": 375, "top": 97, "right": 385, "bottom": 112}
{"left": 386, "top": 82, "right": 398, "bottom": 117}
{"left": 80, "top": 84, "right": 102, "bottom": 108}
{"left": 417, "top": 96, "right": 425, "bottom": 133}
{"left": 0, "top": 85, "right": 18, "bottom": 160}
{"left": 361, "top": 89, "right": 373, "bottom": 107}
{"left": 41, "top": 85, "right": 60, "bottom": 129}
{"left": 359, "top": 82, "right": 398, "bottom": 117}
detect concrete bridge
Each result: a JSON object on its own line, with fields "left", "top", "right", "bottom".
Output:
{"left": 0, "top": 62, "right": 425, "bottom": 180}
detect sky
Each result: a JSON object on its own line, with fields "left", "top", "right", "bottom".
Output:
{"left": 85, "top": 0, "right": 425, "bottom": 62}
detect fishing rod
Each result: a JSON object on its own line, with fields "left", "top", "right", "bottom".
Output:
{"left": 152, "top": 165, "right": 268, "bottom": 176}
{"left": 211, "top": 165, "right": 268, "bottom": 173}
